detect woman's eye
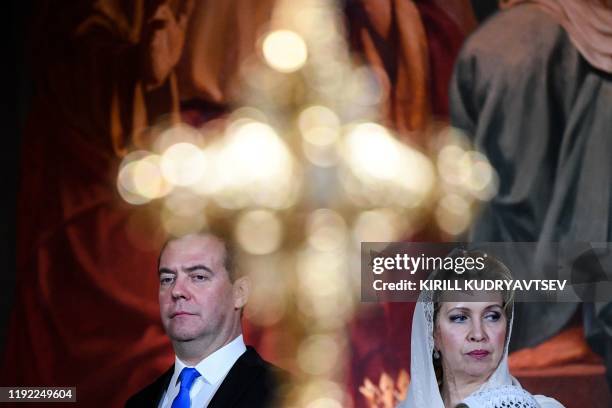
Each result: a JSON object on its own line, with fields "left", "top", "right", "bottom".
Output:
{"left": 450, "top": 314, "right": 468, "bottom": 323}
{"left": 485, "top": 312, "right": 501, "bottom": 322}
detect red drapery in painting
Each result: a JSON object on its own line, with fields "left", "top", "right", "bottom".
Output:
{"left": 3, "top": 1, "right": 276, "bottom": 406}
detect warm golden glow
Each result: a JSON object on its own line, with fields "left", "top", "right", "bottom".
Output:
{"left": 302, "top": 139, "right": 338, "bottom": 167}
{"left": 343, "top": 123, "right": 400, "bottom": 180}
{"left": 117, "top": 152, "right": 171, "bottom": 204}
{"left": 303, "top": 126, "right": 340, "bottom": 148}
{"left": 463, "top": 151, "right": 498, "bottom": 200}
{"left": 297, "top": 250, "right": 342, "bottom": 297}
{"left": 160, "top": 142, "right": 207, "bottom": 187}
{"left": 437, "top": 144, "right": 469, "bottom": 186}
{"left": 344, "top": 66, "right": 384, "bottom": 107}
{"left": 339, "top": 123, "right": 435, "bottom": 207}
{"left": 296, "top": 249, "right": 353, "bottom": 329}
{"left": 235, "top": 210, "right": 283, "bottom": 255}
{"left": 306, "top": 398, "right": 343, "bottom": 408}
{"left": 243, "top": 254, "right": 288, "bottom": 326}
{"left": 118, "top": 151, "right": 151, "bottom": 204}
{"left": 118, "top": 163, "right": 150, "bottom": 205}
{"left": 210, "top": 120, "right": 300, "bottom": 209}
{"left": 307, "top": 209, "right": 347, "bottom": 252}
{"left": 112, "top": 1, "right": 460, "bottom": 402}
{"left": 297, "top": 380, "right": 347, "bottom": 407}
{"left": 262, "top": 30, "right": 308, "bottom": 73}
{"left": 225, "top": 122, "right": 287, "bottom": 179}
{"left": 299, "top": 106, "right": 341, "bottom": 167}
{"left": 164, "top": 190, "right": 206, "bottom": 217}
{"left": 161, "top": 207, "right": 206, "bottom": 237}
{"left": 352, "top": 208, "right": 403, "bottom": 243}
{"left": 299, "top": 106, "right": 340, "bottom": 140}
{"left": 297, "top": 334, "right": 340, "bottom": 376}
{"left": 154, "top": 123, "right": 202, "bottom": 154}
{"left": 132, "top": 155, "right": 167, "bottom": 199}
{"left": 435, "top": 193, "right": 471, "bottom": 235}
{"left": 437, "top": 144, "right": 498, "bottom": 202}
{"left": 230, "top": 106, "right": 269, "bottom": 123}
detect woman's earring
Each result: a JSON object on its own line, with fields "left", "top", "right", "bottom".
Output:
{"left": 433, "top": 349, "right": 440, "bottom": 359}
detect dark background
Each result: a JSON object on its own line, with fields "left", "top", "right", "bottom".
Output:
{"left": 3, "top": 0, "right": 32, "bottom": 355}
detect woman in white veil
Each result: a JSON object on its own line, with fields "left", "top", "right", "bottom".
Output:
{"left": 397, "top": 251, "right": 565, "bottom": 408}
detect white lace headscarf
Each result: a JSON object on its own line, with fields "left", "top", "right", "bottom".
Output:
{"left": 397, "top": 289, "right": 565, "bottom": 407}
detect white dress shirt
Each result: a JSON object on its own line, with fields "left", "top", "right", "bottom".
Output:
{"left": 159, "top": 335, "right": 247, "bottom": 408}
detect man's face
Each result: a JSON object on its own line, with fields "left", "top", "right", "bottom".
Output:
{"left": 158, "top": 234, "right": 242, "bottom": 344}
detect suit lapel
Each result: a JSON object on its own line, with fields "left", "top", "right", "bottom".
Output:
{"left": 207, "top": 348, "right": 260, "bottom": 408}
{"left": 149, "top": 365, "right": 174, "bottom": 406}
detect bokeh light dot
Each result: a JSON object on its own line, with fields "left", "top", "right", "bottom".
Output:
{"left": 353, "top": 209, "right": 402, "bottom": 243}
{"left": 435, "top": 194, "right": 471, "bottom": 235}
{"left": 160, "top": 142, "right": 207, "bottom": 187}
{"left": 262, "top": 30, "right": 308, "bottom": 73}
{"left": 235, "top": 210, "right": 283, "bottom": 255}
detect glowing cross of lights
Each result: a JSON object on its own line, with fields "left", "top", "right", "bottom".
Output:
{"left": 116, "top": 0, "right": 497, "bottom": 405}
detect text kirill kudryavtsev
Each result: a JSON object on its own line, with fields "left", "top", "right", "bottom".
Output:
{"left": 372, "top": 279, "right": 567, "bottom": 292}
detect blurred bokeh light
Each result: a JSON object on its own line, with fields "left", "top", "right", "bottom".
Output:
{"left": 235, "top": 210, "right": 283, "bottom": 255}
{"left": 160, "top": 142, "right": 207, "bottom": 187}
{"left": 115, "top": 1, "right": 500, "bottom": 405}
{"left": 435, "top": 193, "right": 472, "bottom": 236}
{"left": 263, "top": 30, "right": 308, "bottom": 73}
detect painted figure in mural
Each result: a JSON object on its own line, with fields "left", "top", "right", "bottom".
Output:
{"left": 450, "top": 0, "right": 612, "bottom": 390}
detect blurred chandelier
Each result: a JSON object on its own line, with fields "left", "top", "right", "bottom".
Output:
{"left": 116, "top": 0, "right": 497, "bottom": 406}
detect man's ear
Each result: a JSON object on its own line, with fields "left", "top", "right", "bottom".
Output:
{"left": 232, "top": 276, "right": 250, "bottom": 309}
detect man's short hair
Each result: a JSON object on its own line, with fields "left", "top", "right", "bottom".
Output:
{"left": 158, "top": 231, "right": 242, "bottom": 282}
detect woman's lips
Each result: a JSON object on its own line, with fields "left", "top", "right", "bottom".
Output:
{"left": 467, "top": 350, "right": 490, "bottom": 359}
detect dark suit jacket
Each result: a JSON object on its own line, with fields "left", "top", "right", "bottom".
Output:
{"left": 126, "top": 346, "right": 283, "bottom": 408}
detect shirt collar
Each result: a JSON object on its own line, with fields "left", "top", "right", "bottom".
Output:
{"left": 172, "top": 335, "right": 247, "bottom": 386}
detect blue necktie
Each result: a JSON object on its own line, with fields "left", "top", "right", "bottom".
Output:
{"left": 171, "top": 367, "right": 201, "bottom": 408}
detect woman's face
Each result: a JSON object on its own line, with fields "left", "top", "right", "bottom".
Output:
{"left": 434, "top": 295, "right": 507, "bottom": 384}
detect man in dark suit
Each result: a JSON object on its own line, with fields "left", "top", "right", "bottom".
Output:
{"left": 126, "top": 232, "right": 283, "bottom": 407}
